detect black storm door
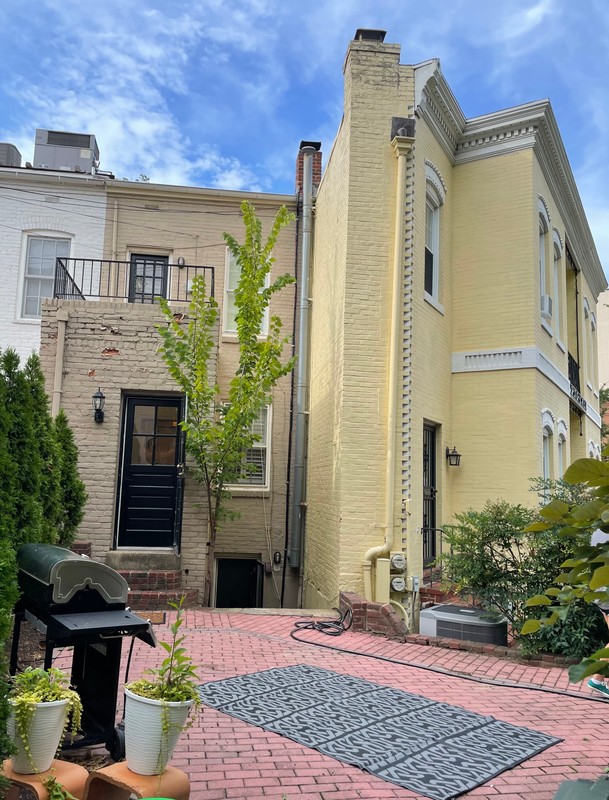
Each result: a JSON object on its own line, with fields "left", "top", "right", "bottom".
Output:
{"left": 422, "top": 424, "right": 437, "bottom": 566}
{"left": 128, "top": 254, "right": 168, "bottom": 303}
{"left": 117, "top": 397, "right": 184, "bottom": 549}
{"left": 215, "top": 559, "right": 264, "bottom": 608}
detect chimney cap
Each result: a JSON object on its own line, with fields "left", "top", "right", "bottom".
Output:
{"left": 299, "top": 141, "right": 321, "bottom": 152}
{"left": 354, "top": 28, "right": 387, "bottom": 43}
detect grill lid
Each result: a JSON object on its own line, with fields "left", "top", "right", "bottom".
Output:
{"left": 17, "top": 543, "right": 128, "bottom": 605}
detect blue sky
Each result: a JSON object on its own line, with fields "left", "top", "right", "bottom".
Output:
{"left": 0, "top": 0, "right": 607, "bottom": 275}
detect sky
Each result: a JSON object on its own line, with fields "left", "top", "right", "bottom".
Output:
{"left": 0, "top": 0, "right": 607, "bottom": 276}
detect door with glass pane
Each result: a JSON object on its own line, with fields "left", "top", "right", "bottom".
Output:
{"left": 116, "top": 397, "right": 184, "bottom": 549}
{"left": 422, "top": 424, "right": 437, "bottom": 566}
{"left": 128, "top": 254, "right": 168, "bottom": 303}
{"left": 23, "top": 236, "right": 70, "bottom": 318}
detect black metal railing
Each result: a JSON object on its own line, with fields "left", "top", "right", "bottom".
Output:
{"left": 568, "top": 352, "right": 587, "bottom": 413}
{"left": 54, "top": 258, "right": 215, "bottom": 303}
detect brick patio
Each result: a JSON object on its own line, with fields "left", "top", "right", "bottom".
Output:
{"left": 58, "top": 610, "right": 609, "bottom": 800}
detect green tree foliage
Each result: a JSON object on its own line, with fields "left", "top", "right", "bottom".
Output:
{"left": 54, "top": 411, "right": 87, "bottom": 547}
{"left": 523, "top": 449, "right": 609, "bottom": 682}
{"left": 0, "top": 351, "right": 86, "bottom": 770}
{"left": 25, "top": 354, "right": 62, "bottom": 543}
{"left": 157, "top": 201, "right": 295, "bottom": 606}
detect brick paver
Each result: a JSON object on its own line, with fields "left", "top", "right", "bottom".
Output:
{"left": 68, "top": 610, "right": 609, "bottom": 799}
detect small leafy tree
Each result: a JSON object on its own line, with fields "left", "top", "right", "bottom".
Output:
{"left": 156, "top": 201, "right": 295, "bottom": 606}
{"left": 524, "top": 449, "right": 609, "bottom": 681}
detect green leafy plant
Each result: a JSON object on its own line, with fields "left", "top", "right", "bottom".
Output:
{"left": 126, "top": 597, "right": 200, "bottom": 707}
{"left": 9, "top": 667, "right": 83, "bottom": 761}
{"left": 523, "top": 449, "right": 609, "bottom": 681}
{"left": 41, "top": 775, "right": 78, "bottom": 800}
{"left": 156, "top": 201, "right": 295, "bottom": 605}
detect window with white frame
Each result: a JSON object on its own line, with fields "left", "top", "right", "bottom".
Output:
{"left": 538, "top": 201, "right": 550, "bottom": 321}
{"left": 541, "top": 409, "right": 554, "bottom": 481}
{"left": 552, "top": 230, "right": 562, "bottom": 341}
{"left": 227, "top": 405, "right": 271, "bottom": 489}
{"left": 22, "top": 236, "right": 70, "bottom": 318}
{"left": 557, "top": 420, "right": 567, "bottom": 478}
{"left": 224, "top": 248, "right": 269, "bottom": 335}
{"left": 424, "top": 163, "right": 445, "bottom": 304}
{"left": 583, "top": 299, "right": 591, "bottom": 386}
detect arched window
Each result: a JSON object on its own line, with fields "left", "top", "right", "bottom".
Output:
{"left": 541, "top": 409, "right": 554, "bottom": 480}
{"left": 552, "top": 230, "right": 563, "bottom": 342}
{"left": 538, "top": 199, "right": 551, "bottom": 323}
{"left": 424, "top": 163, "right": 446, "bottom": 305}
{"left": 557, "top": 419, "right": 567, "bottom": 478}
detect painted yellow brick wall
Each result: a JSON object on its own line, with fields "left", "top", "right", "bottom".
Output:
{"left": 305, "top": 38, "right": 416, "bottom": 606}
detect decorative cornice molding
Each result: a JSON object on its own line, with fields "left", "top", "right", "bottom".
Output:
{"left": 452, "top": 346, "right": 602, "bottom": 428}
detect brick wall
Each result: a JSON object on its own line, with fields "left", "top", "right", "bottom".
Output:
{"left": 339, "top": 591, "right": 408, "bottom": 640}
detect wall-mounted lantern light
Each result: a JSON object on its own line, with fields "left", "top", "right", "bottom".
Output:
{"left": 446, "top": 446, "right": 461, "bottom": 467}
{"left": 176, "top": 256, "right": 186, "bottom": 267}
{"left": 92, "top": 389, "right": 105, "bottom": 423}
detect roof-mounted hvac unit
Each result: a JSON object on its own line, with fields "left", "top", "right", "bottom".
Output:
{"left": 33, "top": 129, "right": 100, "bottom": 174}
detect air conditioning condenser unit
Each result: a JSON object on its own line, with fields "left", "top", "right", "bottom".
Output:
{"left": 419, "top": 604, "right": 507, "bottom": 646}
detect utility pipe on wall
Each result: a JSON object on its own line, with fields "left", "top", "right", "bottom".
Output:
{"left": 51, "top": 308, "right": 69, "bottom": 417}
{"left": 289, "top": 145, "right": 316, "bottom": 569}
{"left": 362, "top": 134, "right": 415, "bottom": 602}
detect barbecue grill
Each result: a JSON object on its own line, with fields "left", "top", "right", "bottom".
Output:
{"left": 10, "top": 543, "right": 156, "bottom": 751}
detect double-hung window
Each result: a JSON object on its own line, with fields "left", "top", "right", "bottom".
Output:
{"left": 226, "top": 405, "right": 271, "bottom": 490}
{"left": 224, "top": 249, "right": 269, "bottom": 335}
{"left": 424, "top": 163, "right": 445, "bottom": 306}
{"left": 22, "top": 236, "right": 70, "bottom": 318}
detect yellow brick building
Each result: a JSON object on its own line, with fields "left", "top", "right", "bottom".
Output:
{"left": 303, "top": 30, "right": 607, "bottom": 622}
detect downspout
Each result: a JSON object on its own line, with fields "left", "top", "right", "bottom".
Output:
{"left": 289, "top": 145, "right": 316, "bottom": 569}
{"left": 362, "top": 134, "right": 415, "bottom": 601}
{"left": 51, "top": 308, "right": 69, "bottom": 417}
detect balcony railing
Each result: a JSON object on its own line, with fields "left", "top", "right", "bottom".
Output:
{"left": 54, "top": 258, "right": 215, "bottom": 303}
{"left": 568, "top": 352, "right": 587, "bottom": 414}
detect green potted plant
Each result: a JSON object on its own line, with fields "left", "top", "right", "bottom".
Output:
{"left": 7, "top": 666, "right": 82, "bottom": 776}
{"left": 124, "top": 597, "right": 200, "bottom": 775}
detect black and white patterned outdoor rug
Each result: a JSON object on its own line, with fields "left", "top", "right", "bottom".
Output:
{"left": 199, "top": 664, "right": 561, "bottom": 800}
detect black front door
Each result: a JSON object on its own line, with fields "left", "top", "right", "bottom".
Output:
{"left": 422, "top": 424, "right": 437, "bottom": 566}
{"left": 129, "top": 254, "right": 169, "bottom": 303}
{"left": 215, "top": 559, "right": 264, "bottom": 608}
{"left": 116, "top": 397, "right": 184, "bottom": 549}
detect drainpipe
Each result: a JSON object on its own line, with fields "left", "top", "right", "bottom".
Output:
{"left": 51, "top": 308, "right": 69, "bottom": 417}
{"left": 362, "top": 133, "right": 415, "bottom": 601}
{"left": 289, "top": 145, "right": 316, "bottom": 569}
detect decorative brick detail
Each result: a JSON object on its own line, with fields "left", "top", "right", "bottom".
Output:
{"left": 340, "top": 591, "right": 408, "bottom": 641}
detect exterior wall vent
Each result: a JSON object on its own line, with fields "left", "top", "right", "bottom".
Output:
{"left": 33, "top": 129, "right": 100, "bottom": 174}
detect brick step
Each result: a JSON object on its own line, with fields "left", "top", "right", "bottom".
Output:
{"left": 118, "top": 569, "right": 182, "bottom": 591}
{"left": 128, "top": 588, "right": 199, "bottom": 611}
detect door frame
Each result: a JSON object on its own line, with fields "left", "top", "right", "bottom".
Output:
{"left": 113, "top": 393, "right": 185, "bottom": 551}
{"left": 422, "top": 423, "right": 438, "bottom": 566}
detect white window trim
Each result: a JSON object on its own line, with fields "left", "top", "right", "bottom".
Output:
{"left": 538, "top": 205, "right": 551, "bottom": 324}
{"left": 17, "top": 230, "right": 74, "bottom": 322}
{"left": 225, "top": 404, "right": 272, "bottom": 492}
{"left": 552, "top": 229, "right": 563, "bottom": 346}
{"left": 223, "top": 247, "right": 270, "bottom": 337}
{"left": 424, "top": 163, "right": 445, "bottom": 307}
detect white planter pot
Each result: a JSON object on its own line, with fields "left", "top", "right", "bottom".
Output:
{"left": 124, "top": 688, "right": 193, "bottom": 776}
{"left": 8, "top": 698, "right": 69, "bottom": 774}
